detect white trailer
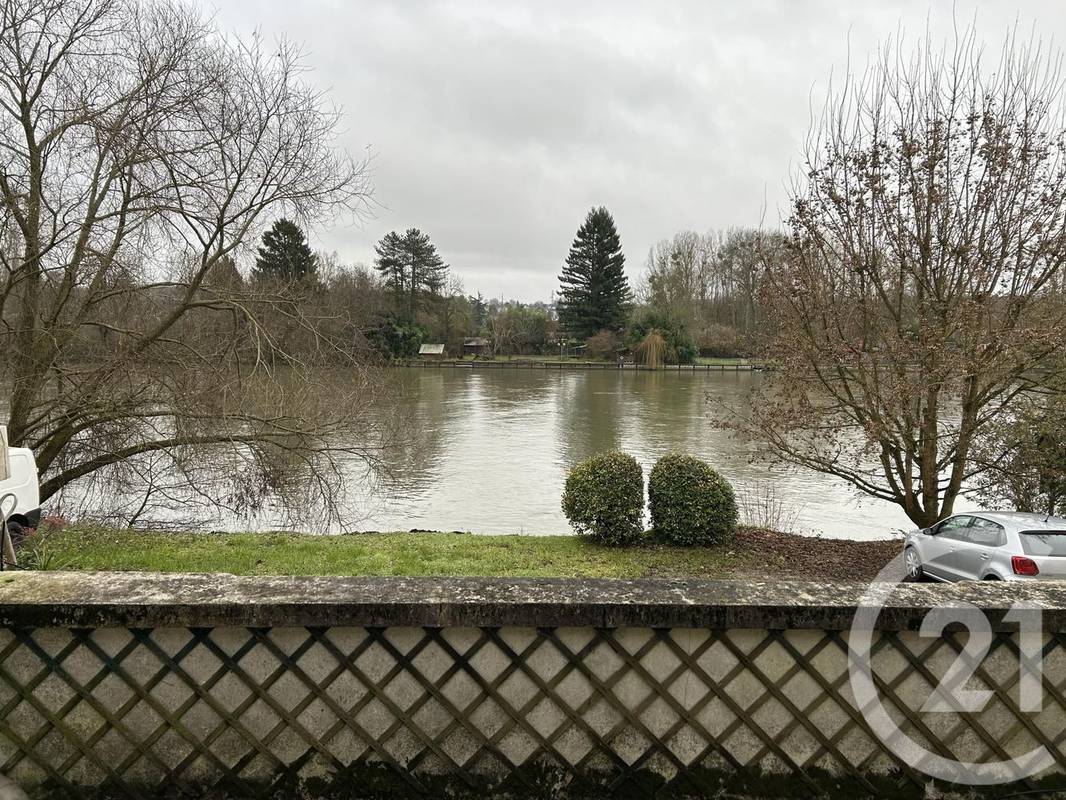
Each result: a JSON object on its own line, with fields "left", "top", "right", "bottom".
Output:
{"left": 0, "top": 425, "right": 41, "bottom": 552}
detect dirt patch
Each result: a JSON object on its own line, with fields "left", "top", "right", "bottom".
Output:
{"left": 731, "top": 527, "right": 901, "bottom": 581}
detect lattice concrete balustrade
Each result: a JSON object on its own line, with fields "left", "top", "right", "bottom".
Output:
{"left": 1, "top": 572, "right": 1066, "bottom": 798}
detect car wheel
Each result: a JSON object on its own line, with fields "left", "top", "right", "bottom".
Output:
{"left": 904, "top": 547, "right": 924, "bottom": 582}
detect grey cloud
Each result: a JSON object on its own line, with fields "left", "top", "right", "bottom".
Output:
{"left": 212, "top": 0, "right": 1066, "bottom": 300}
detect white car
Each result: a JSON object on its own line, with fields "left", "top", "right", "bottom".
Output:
{"left": 904, "top": 511, "right": 1066, "bottom": 582}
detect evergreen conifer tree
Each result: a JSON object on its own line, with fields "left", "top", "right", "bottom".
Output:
{"left": 557, "top": 207, "right": 631, "bottom": 338}
{"left": 470, "top": 292, "right": 487, "bottom": 334}
{"left": 252, "top": 218, "right": 317, "bottom": 283}
{"left": 373, "top": 228, "right": 448, "bottom": 319}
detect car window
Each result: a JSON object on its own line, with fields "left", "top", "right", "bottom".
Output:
{"left": 967, "top": 517, "right": 1006, "bottom": 547}
{"left": 934, "top": 515, "right": 974, "bottom": 541}
{"left": 1019, "top": 531, "right": 1066, "bottom": 557}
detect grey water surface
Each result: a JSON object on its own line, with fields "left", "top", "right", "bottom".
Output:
{"left": 351, "top": 368, "right": 914, "bottom": 540}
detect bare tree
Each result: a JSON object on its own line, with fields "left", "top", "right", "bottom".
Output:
{"left": 970, "top": 381, "right": 1066, "bottom": 516}
{"left": 749, "top": 25, "right": 1066, "bottom": 528}
{"left": 640, "top": 232, "right": 710, "bottom": 333}
{"left": 0, "top": 0, "right": 376, "bottom": 525}
{"left": 441, "top": 280, "right": 475, "bottom": 357}
{"left": 639, "top": 228, "right": 782, "bottom": 355}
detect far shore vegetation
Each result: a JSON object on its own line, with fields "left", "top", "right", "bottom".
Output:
{"left": 22, "top": 526, "right": 899, "bottom": 582}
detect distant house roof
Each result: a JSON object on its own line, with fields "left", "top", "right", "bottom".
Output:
{"left": 419, "top": 343, "right": 445, "bottom": 355}
{"left": 464, "top": 337, "right": 491, "bottom": 347}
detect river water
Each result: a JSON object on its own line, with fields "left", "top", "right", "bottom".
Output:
{"left": 350, "top": 367, "right": 916, "bottom": 540}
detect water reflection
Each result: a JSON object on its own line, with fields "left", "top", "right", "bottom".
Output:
{"left": 353, "top": 368, "right": 913, "bottom": 539}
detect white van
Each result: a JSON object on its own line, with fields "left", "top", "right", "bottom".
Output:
{"left": 1, "top": 426, "right": 41, "bottom": 531}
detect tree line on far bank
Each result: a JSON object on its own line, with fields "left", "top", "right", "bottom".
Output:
{"left": 244, "top": 205, "right": 774, "bottom": 367}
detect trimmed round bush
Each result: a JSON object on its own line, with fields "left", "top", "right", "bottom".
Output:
{"left": 561, "top": 451, "right": 644, "bottom": 545}
{"left": 649, "top": 453, "right": 738, "bottom": 546}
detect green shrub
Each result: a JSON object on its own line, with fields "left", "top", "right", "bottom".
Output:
{"left": 649, "top": 453, "right": 737, "bottom": 545}
{"left": 626, "top": 310, "right": 698, "bottom": 364}
{"left": 366, "top": 311, "right": 426, "bottom": 359}
{"left": 561, "top": 451, "right": 645, "bottom": 545}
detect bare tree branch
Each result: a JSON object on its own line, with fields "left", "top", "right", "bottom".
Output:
{"left": 744, "top": 21, "right": 1066, "bottom": 527}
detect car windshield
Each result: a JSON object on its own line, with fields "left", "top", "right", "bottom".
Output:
{"left": 1019, "top": 531, "right": 1066, "bottom": 557}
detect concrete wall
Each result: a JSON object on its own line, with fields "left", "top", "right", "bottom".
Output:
{"left": 0, "top": 572, "right": 1064, "bottom": 798}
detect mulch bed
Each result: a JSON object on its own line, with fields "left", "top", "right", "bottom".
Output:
{"left": 732, "top": 527, "right": 902, "bottom": 581}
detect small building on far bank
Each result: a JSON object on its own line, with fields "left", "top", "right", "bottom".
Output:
{"left": 463, "top": 337, "right": 491, "bottom": 357}
{"left": 418, "top": 343, "right": 446, "bottom": 360}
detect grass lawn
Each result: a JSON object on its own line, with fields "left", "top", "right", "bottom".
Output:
{"left": 20, "top": 525, "right": 899, "bottom": 580}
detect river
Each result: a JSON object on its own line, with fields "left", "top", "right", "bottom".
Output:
{"left": 347, "top": 367, "right": 915, "bottom": 540}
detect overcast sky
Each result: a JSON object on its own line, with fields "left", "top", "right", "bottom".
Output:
{"left": 212, "top": 1, "right": 1066, "bottom": 301}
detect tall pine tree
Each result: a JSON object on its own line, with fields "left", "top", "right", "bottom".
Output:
{"left": 374, "top": 228, "right": 448, "bottom": 319}
{"left": 556, "top": 207, "right": 631, "bottom": 338}
{"left": 252, "top": 218, "right": 318, "bottom": 283}
{"left": 469, "top": 292, "right": 487, "bottom": 334}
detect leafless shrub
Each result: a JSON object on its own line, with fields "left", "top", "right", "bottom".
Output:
{"left": 736, "top": 479, "right": 804, "bottom": 533}
{"left": 585, "top": 330, "right": 621, "bottom": 361}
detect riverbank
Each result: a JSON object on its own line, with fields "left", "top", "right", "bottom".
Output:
{"left": 21, "top": 525, "right": 900, "bottom": 580}
{"left": 402, "top": 358, "right": 766, "bottom": 371}
{"left": 410, "top": 354, "right": 754, "bottom": 365}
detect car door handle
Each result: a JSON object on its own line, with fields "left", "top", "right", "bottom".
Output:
{"left": 980, "top": 553, "right": 991, "bottom": 560}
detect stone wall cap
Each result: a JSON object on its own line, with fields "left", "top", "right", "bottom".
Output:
{"left": 2, "top": 571, "right": 1066, "bottom": 630}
